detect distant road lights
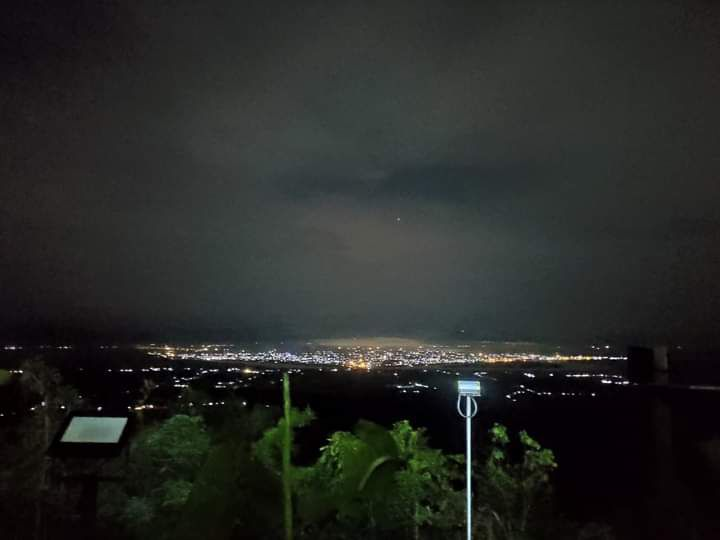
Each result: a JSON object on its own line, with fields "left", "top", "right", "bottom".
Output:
{"left": 457, "top": 379, "right": 481, "bottom": 540}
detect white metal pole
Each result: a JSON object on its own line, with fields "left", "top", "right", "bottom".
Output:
{"left": 466, "top": 395, "right": 472, "bottom": 540}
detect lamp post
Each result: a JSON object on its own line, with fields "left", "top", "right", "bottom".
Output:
{"left": 457, "top": 379, "right": 481, "bottom": 540}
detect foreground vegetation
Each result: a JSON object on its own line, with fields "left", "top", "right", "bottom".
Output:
{"left": 0, "top": 360, "right": 615, "bottom": 540}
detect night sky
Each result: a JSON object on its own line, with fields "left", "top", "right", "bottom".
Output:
{"left": 2, "top": 1, "right": 720, "bottom": 345}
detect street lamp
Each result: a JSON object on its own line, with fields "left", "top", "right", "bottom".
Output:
{"left": 457, "top": 379, "right": 481, "bottom": 540}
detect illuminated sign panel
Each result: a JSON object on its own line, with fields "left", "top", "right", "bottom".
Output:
{"left": 50, "top": 412, "right": 131, "bottom": 458}
{"left": 457, "top": 379, "right": 482, "bottom": 397}
{"left": 60, "top": 416, "right": 128, "bottom": 444}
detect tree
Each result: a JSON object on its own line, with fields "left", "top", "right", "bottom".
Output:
{"left": 295, "top": 420, "right": 464, "bottom": 539}
{"left": 0, "top": 358, "right": 80, "bottom": 540}
{"left": 135, "top": 379, "right": 158, "bottom": 426}
{"left": 391, "top": 420, "right": 465, "bottom": 539}
{"left": 475, "top": 423, "right": 557, "bottom": 540}
{"left": 173, "top": 386, "right": 212, "bottom": 417}
{"left": 174, "top": 402, "right": 279, "bottom": 540}
{"left": 102, "top": 414, "right": 211, "bottom": 540}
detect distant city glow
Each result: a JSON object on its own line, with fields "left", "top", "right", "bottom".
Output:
{"left": 138, "top": 343, "right": 626, "bottom": 368}
{"left": 0, "top": 343, "right": 632, "bottom": 417}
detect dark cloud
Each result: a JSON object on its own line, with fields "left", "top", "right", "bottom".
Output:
{"left": 2, "top": 0, "right": 720, "bottom": 344}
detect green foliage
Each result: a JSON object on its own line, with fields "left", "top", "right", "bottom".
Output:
{"left": 123, "top": 497, "right": 155, "bottom": 535}
{"left": 253, "top": 406, "right": 315, "bottom": 475}
{"left": 158, "top": 479, "right": 194, "bottom": 509}
{"left": 172, "top": 443, "right": 242, "bottom": 540}
{"left": 296, "top": 420, "right": 401, "bottom": 529}
{"left": 140, "top": 415, "right": 210, "bottom": 477}
{"left": 97, "top": 403, "right": 282, "bottom": 540}
{"left": 105, "top": 414, "right": 211, "bottom": 540}
{"left": 98, "top": 410, "right": 610, "bottom": 540}
{"left": 390, "top": 420, "right": 465, "bottom": 533}
{"left": 475, "top": 423, "right": 558, "bottom": 540}
{"left": 295, "top": 420, "right": 464, "bottom": 539}
{"left": 0, "top": 368, "right": 11, "bottom": 385}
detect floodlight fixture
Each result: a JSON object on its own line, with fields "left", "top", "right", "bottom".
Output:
{"left": 457, "top": 379, "right": 481, "bottom": 540}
